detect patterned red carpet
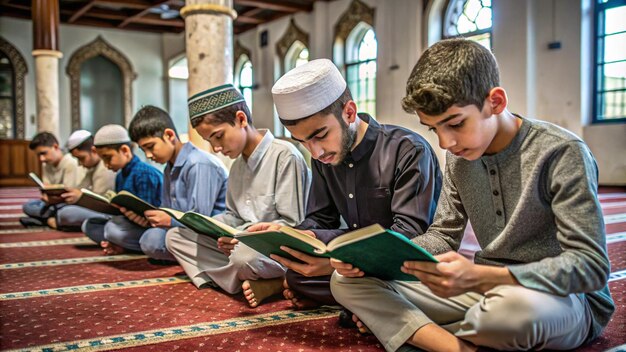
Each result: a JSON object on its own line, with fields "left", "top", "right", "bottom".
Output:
{"left": 0, "top": 187, "right": 624, "bottom": 351}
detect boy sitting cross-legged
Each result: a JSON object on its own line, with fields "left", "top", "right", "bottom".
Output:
{"left": 331, "top": 38, "right": 615, "bottom": 352}
{"left": 82, "top": 124, "right": 163, "bottom": 256}
{"left": 127, "top": 105, "right": 228, "bottom": 261}
{"left": 166, "top": 84, "right": 311, "bottom": 307}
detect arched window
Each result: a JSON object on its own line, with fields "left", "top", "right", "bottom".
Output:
{"left": 593, "top": 0, "right": 626, "bottom": 122}
{"left": 167, "top": 54, "right": 190, "bottom": 141}
{"left": 0, "top": 36, "right": 27, "bottom": 139}
{"left": 285, "top": 41, "right": 309, "bottom": 73}
{"left": 345, "top": 23, "right": 377, "bottom": 116}
{"left": 444, "top": 0, "right": 492, "bottom": 50}
{"left": 0, "top": 51, "right": 16, "bottom": 139}
{"left": 334, "top": 0, "right": 377, "bottom": 116}
{"left": 234, "top": 55, "right": 253, "bottom": 111}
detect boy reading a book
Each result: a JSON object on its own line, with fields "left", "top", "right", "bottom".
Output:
{"left": 52, "top": 130, "right": 117, "bottom": 231}
{"left": 82, "top": 124, "right": 163, "bottom": 256}
{"left": 248, "top": 59, "right": 442, "bottom": 314}
{"left": 330, "top": 38, "right": 615, "bottom": 351}
{"left": 166, "top": 84, "right": 311, "bottom": 307}
{"left": 21, "top": 132, "right": 86, "bottom": 227}
{"left": 127, "top": 105, "right": 228, "bottom": 261}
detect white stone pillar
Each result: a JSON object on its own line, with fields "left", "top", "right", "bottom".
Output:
{"left": 181, "top": 0, "right": 236, "bottom": 152}
{"left": 32, "top": 49, "right": 62, "bottom": 136}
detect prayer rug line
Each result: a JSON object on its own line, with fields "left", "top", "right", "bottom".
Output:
{"left": 0, "top": 237, "right": 95, "bottom": 248}
{"left": 0, "top": 275, "right": 191, "bottom": 300}
{"left": 1, "top": 254, "right": 148, "bottom": 270}
{"left": 2, "top": 308, "right": 340, "bottom": 352}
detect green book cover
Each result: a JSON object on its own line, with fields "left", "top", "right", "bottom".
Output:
{"left": 160, "top": 208, "right": 237, "bottom": 240}
{"left": 236, "top": 224, "right": 437, "bottom": 281}
{"left": 111, "top": 190, "right": 157, "bottom": 215}
{"left": 76, "top": 189, "right": 157, "bottom": 216}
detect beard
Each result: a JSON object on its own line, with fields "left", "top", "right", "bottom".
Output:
{"left": 334, "top": 118, "right": 357, "bottom": 165}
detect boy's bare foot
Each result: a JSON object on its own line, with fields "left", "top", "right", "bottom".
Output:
{"left": 100, "top": 241, "right": 125, "bottom": 255}
{"left": 282, "top": 279, "right": 319, "bottom": 310}
{"left": 353, "top": 313, "right": 371, "bottom": 334}
{"left": 47, "top": 217, "right": 57, "bottom": 229}
{"left": 242, "top": 278, "right": 284, "bottom": 308}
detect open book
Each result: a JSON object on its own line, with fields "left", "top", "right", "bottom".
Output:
{"left": 75, "top": 189, "right": 157, "bottom": 215}
{"left": 235, "top": 224, "right": 438, "bottom": 281}
{"left": 160, "top": 208, "right": 238, "bottom": 240}
{"left": 28, "top": 172, "right": 68, "bottom": 205}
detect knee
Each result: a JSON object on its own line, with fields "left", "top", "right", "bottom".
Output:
{"left": 139, "top": 230, "right": 163, "bottom": 253}
{"left": 468, "top": 287, "right": 543, "bottom": 347}
{"left": 165, "top": 228, "right": 183, "bottom": 252}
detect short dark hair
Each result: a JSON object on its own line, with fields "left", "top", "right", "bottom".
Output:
{"left": 128, "top": 105, "right": 178, "bottom": 142}
{"left": 95, "top": 142, "right": 132, "bottom": 152}
{"left": 190, "top": 101, "right": 252, "bottom": 128}
{"left": 72, "top": 136, "right": 95, "bottom": 152}
{"left": 279, "top": 87, "right": 353, "bottom": 126}
{"left": 402, "top": 38, "right": 500, "bottom": 116}
{"left": 29, "top": 132, "right": 59, "bottom": 150}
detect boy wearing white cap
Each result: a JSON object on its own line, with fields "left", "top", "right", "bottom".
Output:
{"left": 82, "top": 124, "right": 163, "bottom": 256}
{"left": 127, "top": 105, "right": 228, "bottom": 261}
{"left": 20, "top": 132, "right": 86, "bottom": 227}
{"left": 166, "top": 84, "right": 311, "bottom": 307}
{"left": 51, "top": 130, "right": 117, "bottom": 231}
{"left": 248, "top": 59, "right": 442, "bottom": 314}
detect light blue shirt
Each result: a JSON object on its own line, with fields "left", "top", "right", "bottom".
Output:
{"left": 163, "top": 142, "right": 228, "bottom": 227}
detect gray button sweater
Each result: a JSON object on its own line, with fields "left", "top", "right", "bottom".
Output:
{"left": 412, "top": 117, "right": 615, "bottom": 342}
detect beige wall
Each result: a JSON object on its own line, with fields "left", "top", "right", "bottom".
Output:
{"left": 1, "top": 0, "right": 623, "bottom": 184}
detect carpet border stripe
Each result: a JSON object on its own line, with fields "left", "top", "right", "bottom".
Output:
{"left": 0, "top": 276, "right": 191, "bottom": 300}
{"left": 2, "top": 308, "right": 340, "bottom": 352}
{"left": 608, "top": 269, "right": 626, "bottom": 282}
{"left": 1, "top": 254, "right": 148, "bottom": 269}
{"left": 0, "top": 237, "right": 95, "bottom": 248}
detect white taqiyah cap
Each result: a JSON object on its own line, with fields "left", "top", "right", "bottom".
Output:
{"left": 271, "top": 58, "right": 347, "bottom": 120}
{"left": 93, "top": 124, "right": 131, "bottom": 146}
{"left": 66, "top": 130, "right": 92, "bottom": 151}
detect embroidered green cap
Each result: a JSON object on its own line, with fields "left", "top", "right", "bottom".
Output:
{"left": 188, "top": 84, "right": 246, "bottom": 121}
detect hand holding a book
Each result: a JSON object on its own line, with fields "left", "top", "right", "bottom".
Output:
{"left": 271, "top": 246, "right": 334, "bottom": 277}
{"left": 144, "top": 210, "right": 171, "bottom": 228}
{"left": 120, "top": 207, "right": 150, "bottom": 228}
{"left": 401, "top": 251, "right": 518, "bottom": 298}
{"left": 330, "top": 258, "right": 365, "bottom": 278}
{"left": 61, "top": 188, "right": 82, "bottom": 204}
{"left": 217, "top": 237, "right": 239, "bottom": 256}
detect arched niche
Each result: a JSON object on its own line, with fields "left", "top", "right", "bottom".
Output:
{"left": 66, "top": 36, "right": 136, "bottom": 129}
{"left": 0, "top": 36, "right": 28, "bottom": 139}
{"left": 333, "top": 0, "right": 375, "bottom": 71}
{"left": 276, "top": 18, "right": 309, "bottom": 74}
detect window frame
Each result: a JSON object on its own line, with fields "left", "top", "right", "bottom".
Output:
{"left": 234, "top": 54, "right": 253, "bottom": 111}
{"left": 592, "top": 0, "right": 626, "bottom": 124}
{"left": 442, "top": 0, "right": 493, "bottom": 50}
{"left": 344, "top": 23, "right": 377, "bottom": 117}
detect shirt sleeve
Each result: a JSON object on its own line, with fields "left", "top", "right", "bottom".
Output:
{"left": 63, "top": 159, "right": 86, "bottom": 188}
{"left": 186, "top": 162, "right": 227, "bottom": 216}
{"left": 507, "top": 142, "right": 610, "bottom": 295}
{"left": 133, "top": 168, "right": 163, "bottom": 207}
{"left": 412, "top": 158, "right": 468, "bottom": 255}
{"left": 270, "top": 153, "right": 311, "bottom": 227}
{"left": 296, "top": 160, "right": 344, "bottom": 243}
{"left": 388, "top": 142, "right": 442, "bottom": 238}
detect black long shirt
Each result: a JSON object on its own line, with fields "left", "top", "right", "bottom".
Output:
{"left": 298, "top": 114, "right": 442, "bottom": 243}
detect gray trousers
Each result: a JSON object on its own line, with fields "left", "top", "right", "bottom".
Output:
{"left": 330, "top": 274, "right": 592, "bottom": 352}
{"left": 166, "top": 226, "right": 286, "bottom": 294}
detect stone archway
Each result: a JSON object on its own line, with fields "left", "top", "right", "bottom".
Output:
{"left": 276, "top": 18, "right": 309, "bottom": 74}
{"left": 0, "top": 36, "right": 28, "bottom": 139}
{"left": 66, "top": 36, "right": 136, "bottom": 129}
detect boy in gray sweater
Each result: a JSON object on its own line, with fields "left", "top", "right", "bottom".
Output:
{"left": 330, "top": 38, "right": 614, "bottom": 352}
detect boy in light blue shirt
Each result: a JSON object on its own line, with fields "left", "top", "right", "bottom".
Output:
{"left": 128, "top": 105, "right": 228, "bottom": 261}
